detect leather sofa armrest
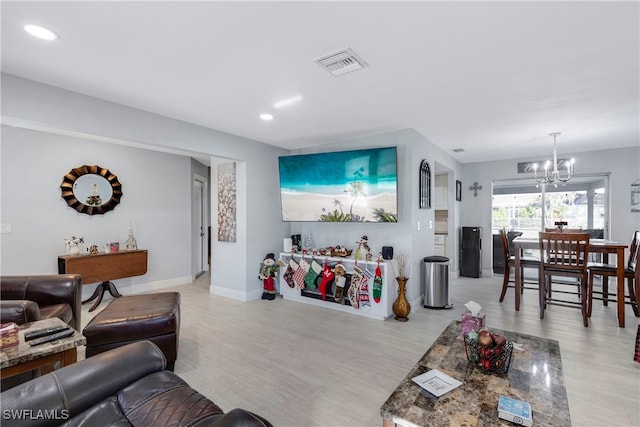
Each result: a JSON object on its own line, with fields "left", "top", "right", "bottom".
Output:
{"left": 0, "top": 300, "right": 41, "bottom": 325}
{"left": 0, "top": 275, "right": 82, "bottom": 330}
{"left": 0, "top": 341, "right": 166, "bottom": 427}
{"left": 204, "top": 408, "right": 273, "bottom": 427}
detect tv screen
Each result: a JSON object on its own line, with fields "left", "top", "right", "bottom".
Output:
{"left": 278, "top": 147, "right": 398, "bottom": 222}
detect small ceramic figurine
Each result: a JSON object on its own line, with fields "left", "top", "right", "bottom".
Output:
{"left": 63, "top": 236, "right": 84, "bottom": 255}
{"left": 354, "top": 235, "right": 371, "bottom": 261}
{"left": 89, "top": 245, "right": 99, "bottom": 255}
{"left": 259, "top": 253, "right": 280, "bottom": 300}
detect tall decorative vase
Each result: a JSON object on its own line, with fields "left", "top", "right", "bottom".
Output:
{"left": 392, "top": 276, "right": 411, "bottom": 322}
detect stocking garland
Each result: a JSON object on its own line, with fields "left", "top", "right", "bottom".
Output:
{"left": 293, "top": 257, "right": 309, "bottom": 290}
{"left": 318, "top": 261, "right": 335, "bottom": 301}
{"left": 304, "top": 259, "right": 322, "bottom": 290}
{"left": 283, "top": 258, "right": 298, "bottom": 288}
{"left": 348, "top": 263, "right": 364, "bottom": 309}
{"left": 359, "top": 267, "right": 372, "bottom": 308}
{"left": 372, "top": 263, "right": 383, "bottom": 303}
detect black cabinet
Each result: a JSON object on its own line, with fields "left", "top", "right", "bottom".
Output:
{"left": 460, "top": 227, "right": 482, "bottom": 278}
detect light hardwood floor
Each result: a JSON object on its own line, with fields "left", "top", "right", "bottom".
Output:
{"left": 80, "top": 273, "right": 640, "bottom": 427}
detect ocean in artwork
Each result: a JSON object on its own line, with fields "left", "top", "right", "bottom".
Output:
{"left": 278, "top": 147, "right": 398, "bottom": 222}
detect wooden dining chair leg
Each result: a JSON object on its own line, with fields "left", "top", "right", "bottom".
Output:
{"left": 581, "top": 276, "right": 589, "bottom": 327}
{"left": 602, "top": 276, "right": 609, "bottom": 306}
{"left": 539, "top": 271, "right": 547, "bottom": 320}
{"left": 587, "top": 273, "right": 593, "bottom": 317}
{"left": 499, "top": 265, "right": 511, "bottom": 302}
{"left": 628, "top": 277, "right": 639, "bottom": 317}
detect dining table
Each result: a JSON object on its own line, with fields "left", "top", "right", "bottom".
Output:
{"left": 512, "top": 236, "right": 629, "bottom": 327}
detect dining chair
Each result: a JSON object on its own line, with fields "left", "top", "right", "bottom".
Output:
{"left": 587, "top": 231, "right": 640, "bottom": 317}
{"left": 498, "top": 228, "right": 540, "bottom": 303}
{"left": 539, "top": 232, "right": 591, "bottom": 326}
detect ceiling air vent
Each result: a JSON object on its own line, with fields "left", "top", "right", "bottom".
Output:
{"left": 314, "top": 47, "right": 369, "bottom": 76}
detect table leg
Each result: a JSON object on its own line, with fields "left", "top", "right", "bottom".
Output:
{"left": 83, "top": 281, "right": 122, "bottom": 312}
{"left": 616, "top": 248, "right": 625, "bottom": 327}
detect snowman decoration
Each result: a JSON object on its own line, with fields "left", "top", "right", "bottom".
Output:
{"left": 259, "top": 253, "right": 280, "bottom": 300}
{"left": 354, "top": 235, "right": 371, "bottom": 261}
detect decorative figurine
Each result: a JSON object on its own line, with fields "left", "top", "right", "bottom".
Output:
{"left": 89, "top": 245, "right": 99, "bottom": 255}
{"left": 125, "top": 223, "right": 138, "bottom": 250}
{"left": 354, "top": 235, "right": 371, "bottom": 261}
{"left": 259, "top": 253, "right": 280, "bottom": 300}
{"left": 63, "top": 236, "right": 84, "bottom": 255}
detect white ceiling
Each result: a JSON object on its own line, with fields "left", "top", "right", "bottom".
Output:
{"left": 1, "top": 1, "right": 638, "bottom": 163}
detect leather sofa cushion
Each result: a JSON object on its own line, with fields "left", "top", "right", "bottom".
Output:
{"left": 39, "top": 303, "right": 73, "bottom": 326}
{"left": 119, "top": 371, "right": 224, "bottom": 426}
{"left": 0, "top": 300, "right": 40, "bottom": 325}
{"left": 83, "top": 293, "right": 180, "bottom": 347}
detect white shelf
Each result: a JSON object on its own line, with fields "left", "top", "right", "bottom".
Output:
{"left": 278, "top": 253, "right": 395, "bottom": 320}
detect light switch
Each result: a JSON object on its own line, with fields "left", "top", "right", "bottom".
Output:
{"left": 417, "top": 220, "right": 421, "bottom": 231}
{"left": 428, "top": 220, "right": 433, "bottom": 229}
{"left": 1, "top": 223, "right": 12, "bottom": 234}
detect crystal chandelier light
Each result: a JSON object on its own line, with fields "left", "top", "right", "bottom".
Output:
{"left": 532, "top": 132, "right": 575, "bottom": 185}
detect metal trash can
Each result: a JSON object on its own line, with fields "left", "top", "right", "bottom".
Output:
{"left": 422, "top": 256, "right": 453, "bottom": 309}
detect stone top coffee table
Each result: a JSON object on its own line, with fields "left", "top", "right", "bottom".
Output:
{"left": 1, "top": 317, "right": 85, "bottom": 380}
{"left": 380, "top": 320, "right": 571, "bottom": 426}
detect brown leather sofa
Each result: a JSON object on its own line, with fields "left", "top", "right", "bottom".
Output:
{"left": 0, "top": 275, "right": 82, "bottom": 330}
{"left": 1, "top": 340, "right": 272, "bottom": 427}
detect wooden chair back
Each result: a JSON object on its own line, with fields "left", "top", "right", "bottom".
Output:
{"left": 499, "top": 228, "right": 511, "bottom": 264}
{"left": 630, "top": 231, "right": 640, "bottom": 271}
{"left": 539, "top": 232, "right": 590, "bottom": 275}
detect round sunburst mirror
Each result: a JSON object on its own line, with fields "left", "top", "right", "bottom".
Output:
{"left": 60, "top": 165, "right": 122, "bottom": 215}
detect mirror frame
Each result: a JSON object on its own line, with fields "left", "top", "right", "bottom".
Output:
{"left": 60, "top": 165, "right": 122, "bottom": 215}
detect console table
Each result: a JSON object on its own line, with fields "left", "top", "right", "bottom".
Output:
{"left": 58, "top": 250, "right": 148, "bottom": 312}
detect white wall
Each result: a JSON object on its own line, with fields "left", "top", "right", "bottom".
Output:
{"left": 1, "top": 73, "right": 289, "bottom": 301}
{"left": 461, "top": 146, "right": 640, "bottom": 273}
{"left": 0, "top": 126, "right": 192, "bottom": 297}
{"left": 290, "top": 128, "right": 463, "bottom": 302}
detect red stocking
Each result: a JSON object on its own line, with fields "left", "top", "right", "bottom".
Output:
{"left": 318, "top": 261, "right": 335, "bottom": 301}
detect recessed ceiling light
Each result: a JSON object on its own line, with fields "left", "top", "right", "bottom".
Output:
{"left": 274, "top": 95, "right": 303, "bottom": 109}
{"left": 260, "top": 113, "right": 274, "bottom": 121}
{"left": 24, "top": 24, "right": 59, "bottom": 41}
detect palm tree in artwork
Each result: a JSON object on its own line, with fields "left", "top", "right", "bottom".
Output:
{"left": 346, "top": 167, "right": 366, "bottom": 219}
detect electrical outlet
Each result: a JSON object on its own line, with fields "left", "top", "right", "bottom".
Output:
{"left": 1, "top": 223, "right": 12, "bottom": 234}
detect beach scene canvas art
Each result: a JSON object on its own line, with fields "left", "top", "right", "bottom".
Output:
{"left": 278, "top": 147, "right": 398, "bottom": 222}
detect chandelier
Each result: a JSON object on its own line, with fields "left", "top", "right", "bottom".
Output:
{"left": 532, "top": 132, "right": 575, "bottom": 185}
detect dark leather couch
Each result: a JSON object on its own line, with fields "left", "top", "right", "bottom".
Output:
{"left": 0, "top": 275, "right": 82, "bottom": 330}
{"left": 1, "top": 340, "right": 272, "bottom": 427}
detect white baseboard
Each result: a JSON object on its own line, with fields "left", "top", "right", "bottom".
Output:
{"left": 210, "top": 284, "right": 263, "bottom": 302}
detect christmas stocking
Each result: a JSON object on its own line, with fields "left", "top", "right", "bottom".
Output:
{"left": 373, "top": 263, "right": 383, "bottom": 303}
{"left": 318, "top": 261, "right": 335, "bottom": 301}
{"left": 293, "top": 257, "right": 309, "bottom": 290}
{"left": 348, "top": 264, "right": 364, "bottom": 309}
{"left": 359, "top": 267, "right": 372, "bottom": 308}
{"left": 304, "top": 259, "right": 322, "bottom": 290}
{"left": 334, "top": 264, "right": 347, "bottom": 304}
{"left": 283, "top": 258, "right": 298, "bottom": 288}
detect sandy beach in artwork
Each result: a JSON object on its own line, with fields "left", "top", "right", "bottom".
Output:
{"left": 281, "top": 191, "right": 397, "bottom": 222}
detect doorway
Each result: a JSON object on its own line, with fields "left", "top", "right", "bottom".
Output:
{"left": 193, "top": 175, "right": 208, "bottom": 278}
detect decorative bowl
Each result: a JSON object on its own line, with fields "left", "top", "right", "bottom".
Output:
{"left": 464, "top": 333, "right": 513, "bottom": 374}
